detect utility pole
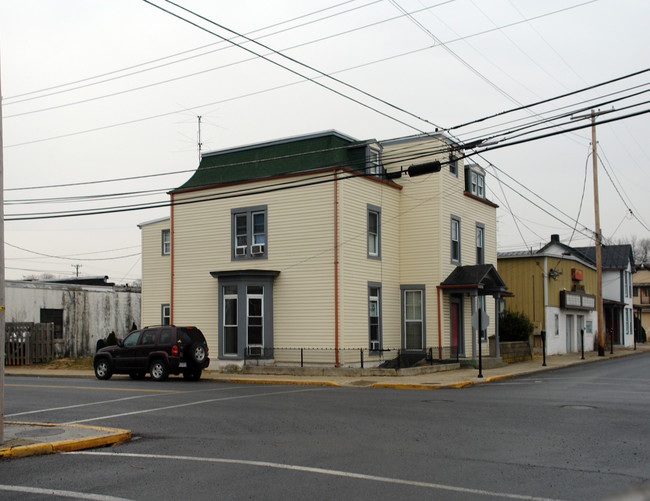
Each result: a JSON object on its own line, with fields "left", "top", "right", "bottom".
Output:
{"left": 72, "top": 264, "right": 82, "bottom": 277}
{"left": 590, "top": 110, "right": 606, "bottom": 356}
{"left": 573, "top": 109, "right": 610, "bottom": 356}
{"left": 0, "top": 53, "right": 6, "bottom": 442}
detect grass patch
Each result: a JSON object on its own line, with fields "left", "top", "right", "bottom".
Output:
{"left": 33, "top": 358, "right": 94, "bottom": 370}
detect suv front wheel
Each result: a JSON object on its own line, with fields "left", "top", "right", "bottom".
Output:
{"left": 150, "top": 359, "right": 169, "bottom": 381}
{"left": 94, "top": 359, "right": 112, "bottom": 380}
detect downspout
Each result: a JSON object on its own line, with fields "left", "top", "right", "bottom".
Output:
{"left": 436, "top": 286, "right": 442, "bottom": 360}
{"left": 334, "top": 170, "right": 340, "bottom": 367}
{"left": 170, "top": 192, "right": 175, "bottom": 326}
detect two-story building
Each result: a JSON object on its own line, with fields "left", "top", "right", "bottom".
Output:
{"left": 140, "top": 131, "right": 506, "bottom": 369}
{"left": 498, "top": 235, "right": 636, "bottom": 354}
{"left": 633, "top": 263, "right": 650, "bottom": 339}
{"left": 498, "top": 235, "right": 598, "bottom": 355}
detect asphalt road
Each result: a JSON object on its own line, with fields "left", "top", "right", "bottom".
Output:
{"left": 1, "top": 353, "right": 649, "bottom": 501}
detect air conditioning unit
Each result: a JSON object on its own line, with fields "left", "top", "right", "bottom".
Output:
{"left": 235, "top": 246, "right": 247, "bottom": 257}
{"left": 370, "top": 341, "right": 380, "bottom": 352}
{"left": 251, "top": 244, "right": 265, "bottom": 255}
{"left": 247, "top": 346, "right": 263, "bottom": 357}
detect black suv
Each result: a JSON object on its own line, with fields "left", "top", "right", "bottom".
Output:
{"left": 94, "top": 326, "right": 209, "bottom": 381}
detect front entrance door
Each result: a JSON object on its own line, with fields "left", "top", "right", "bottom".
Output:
{"left": 566, "top": 315, "right": 574, "bottom": 352}
{"left": 450, "top": 297, "right": 463, "bottom": 357}
{"left": 403, "top": 288, "right": 424, "bottom": 351}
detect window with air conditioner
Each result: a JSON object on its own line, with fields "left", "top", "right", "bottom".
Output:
{"left": 231, "top": 205, "right": 267, "bottom": 260}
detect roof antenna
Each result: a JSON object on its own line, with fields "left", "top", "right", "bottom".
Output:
{"left": 197, "top": 115, "right": 202, "bottom": 162}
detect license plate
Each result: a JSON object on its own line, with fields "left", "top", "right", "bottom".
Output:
{"left": 179, "top": 362, "right": 187, "bottom": 368}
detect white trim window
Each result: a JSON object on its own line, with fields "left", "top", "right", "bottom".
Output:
{"left": 161, "top": 304, "right": 171, "bottom": 326}
{"left": 470, "top": 171, "right": 485, "bottom": 198}
{"left": 161, "top": 229, "right": 171, "bottom": 256}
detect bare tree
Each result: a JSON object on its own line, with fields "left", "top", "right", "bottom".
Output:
{"left": 22, "top": 272, "right": 57, "bottom": 281}
{"left": 621, "top": 235, "right": 650, "bottom": 265}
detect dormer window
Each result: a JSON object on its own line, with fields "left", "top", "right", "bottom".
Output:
{"left": 470, "top": 171, "right": 485, "bottom": 197}
{"left": 367, "top": 147, "right": 381, "bottom": 175}
{"left": 465, "top": 164, "right": 485, "bottom": 199}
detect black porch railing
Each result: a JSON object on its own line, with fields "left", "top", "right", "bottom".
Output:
{"left": 243, "top": 346, "right": 462, "bottom": 368}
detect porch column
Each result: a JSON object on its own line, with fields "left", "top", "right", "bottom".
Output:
{"left": 494, "top": 293, "right": 500, "bottom": 358}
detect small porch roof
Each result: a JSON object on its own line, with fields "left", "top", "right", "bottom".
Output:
{"left": 439, "top": 264, "right": 507, "bottom": 296}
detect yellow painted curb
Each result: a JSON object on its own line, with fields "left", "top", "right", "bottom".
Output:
{"left": 485, "top": 374, "right": 514, "bottom": 383}
{"left": 370, "top": 381, "right": 474, "bottom": 390}
{"left": 0, "top": 421, "right": 131, "bottom": 459}
{"left": 229, "top": 378, "right": 339, "bottom": 387}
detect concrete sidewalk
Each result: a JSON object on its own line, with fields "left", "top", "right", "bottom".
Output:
{"left": 5, "top": 343, "right": 648, "bottom": 388}
{"left": 2, "top": 343, "right": 647, "bottom": 459}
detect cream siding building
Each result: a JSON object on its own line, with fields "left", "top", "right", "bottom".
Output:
{"left": 139, "top": 217, "right": 171, "bottom": 328}
{"left": 140, "top": 131, "right": 505, "bottom": 369}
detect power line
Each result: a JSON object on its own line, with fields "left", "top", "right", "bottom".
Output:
{"left": 7, "top": 71, "right": 649, "bottom": 194}
{"left": 2, "top": 0, "right": 371, "bottom": 103}
{"left": 144, "top": 0, "right": 438, "bottom": 133}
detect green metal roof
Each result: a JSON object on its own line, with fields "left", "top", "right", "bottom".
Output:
{"left": 175, "top": 131, "right": 371, "bottom": 191}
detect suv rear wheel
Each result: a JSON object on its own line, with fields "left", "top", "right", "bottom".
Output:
{"left": 94, "top": 359, "right": 112, "bottom": 380}
{"left": 150, "top": 359, "right": 169, "bottom": 381}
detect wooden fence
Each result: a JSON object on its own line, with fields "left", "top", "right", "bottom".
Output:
{"left": 4, "top": 322, "right": 56, "bottom": 366}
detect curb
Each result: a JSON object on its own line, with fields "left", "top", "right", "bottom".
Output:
{"left": 0, "top": 421, "right": 131, "bottom": 459}
{"left": 484, "top": 374, "right": 515, "bottom": 383}
{"left": 229, "top": 378, "right": 340, "bottom": 387}
{"left": 370, "top": 380, "right": 475, "bottom": 390}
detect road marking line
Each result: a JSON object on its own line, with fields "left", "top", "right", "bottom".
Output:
{"left": 6, "top": 385, "right": 245, "bottom": 418}
{"left": 6, "top": 383, "right": 181, "bottom": 393}
{"left": 65, "top": 387, "right": 321, "bottom": 424}
{"left": 5, "top": 394, "right": 161, "bottom": 418}
{"left": 70, "top": 451, "right": 566, "bottom": 501}
{"left": 0, "top": 484, "right": 133, "bottom": 500}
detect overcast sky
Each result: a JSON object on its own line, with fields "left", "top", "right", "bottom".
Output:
{"left": 1, "top": 0, "right": 649, "bottom": 283}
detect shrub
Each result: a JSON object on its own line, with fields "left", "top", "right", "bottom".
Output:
{"left": 499, "top": 310, "right": 534, "bottom": 342}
